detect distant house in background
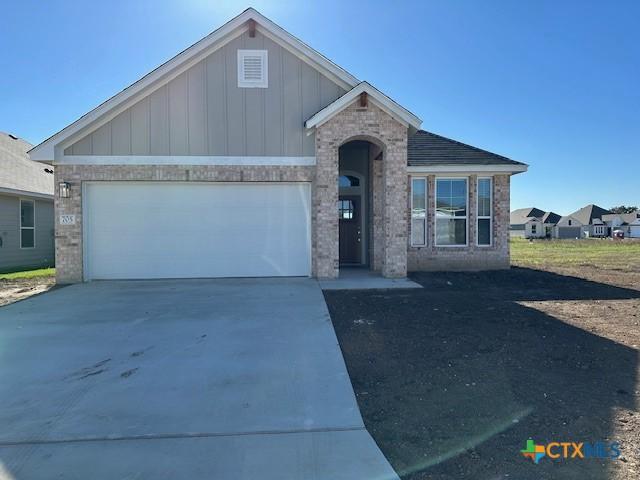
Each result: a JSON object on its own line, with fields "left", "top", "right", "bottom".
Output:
{"left": 554, "top": 215, "right": 584, "bottom": 239}
{"left": 0, "top": 132, "right": 54, "bottom": 272}
{"left": 556, "top": 204, "right": 612, "bottom": 239}
{"left": 510, "top": 207, "right": 561, "bottom": 238}
{"left": 602, "top": 212, "right": 640, "bottom": 238}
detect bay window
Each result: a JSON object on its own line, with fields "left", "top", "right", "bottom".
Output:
{"left": 477, "top": 177, "right": 492, "bottom": 246}
{"left": 411, "top": 178, "right": 427, "bottom": 246}
{"left": 435, "top": 178, "right": 467, "bottom": 246}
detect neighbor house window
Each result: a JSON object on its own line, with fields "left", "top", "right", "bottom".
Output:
{"left": 435, "top": 178, "right": 467, "bottom": 246}
{"left": 411, "top": 177, "right": 427, "bottom": 246}
{"left": 531, "top": 224, "right": 537, "bottom": 234}
{"left": 477, "top": 177, "right": 492, "bottom": 246}
{"left": 20, "top": 199, "right": 35, "bottom": 248}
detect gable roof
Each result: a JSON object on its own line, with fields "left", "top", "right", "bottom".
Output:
{"left": 407, "top": 130, "right": 527, "bottom": 171}
{"left": 510, "top": 207, "right": 546, "bottom": 225}
{"left": 30, "top": 8, "right": 361, "bottom": 162}
{"left": 568, "top": 204, "right": 612, "bottom": 225}
{"left": 305, "top": 81, "right": 422, "bottom": 131}
{"left": 541, "top": 211, "right": 562, "bottom": 224}
{"left": 0, "top": 132, "right": 53, "bottom": 197}
{"left": 557, "top": 215, "right": 583, "bottom": 227}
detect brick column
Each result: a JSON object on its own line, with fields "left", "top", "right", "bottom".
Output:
{"left": 381, "top": 136, "right": 408, "bottom": 278}
{"left": 313, "top": 129, "right": 340, "bottom": 279}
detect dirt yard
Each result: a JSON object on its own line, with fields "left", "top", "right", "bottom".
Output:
{"left": 324, "top": 241, "right": 639, "bottom": 480}
{"left": 0, "top": 275, "right": 55, "bottom": 307}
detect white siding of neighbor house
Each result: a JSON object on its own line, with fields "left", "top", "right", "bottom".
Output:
{"left": 64, "top": 30, "right": 346, "bottom": 158}
{"left": 0, "top": 194, "right": 55, "bottom": 271}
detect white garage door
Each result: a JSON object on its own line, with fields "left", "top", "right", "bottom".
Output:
{"left": 83, "top": 182, "right": 311, "bottom": 280}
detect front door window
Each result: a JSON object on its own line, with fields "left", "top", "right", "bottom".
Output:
{"left": 339, "top": 196, "right": 361, "bottom": 264}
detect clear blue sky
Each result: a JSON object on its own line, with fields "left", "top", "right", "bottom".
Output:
{"left": 2, "top": 0, "right": 638, "bottom": 214}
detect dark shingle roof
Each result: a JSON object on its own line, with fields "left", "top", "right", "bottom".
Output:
{"left": 568, "top": 204, "right": 612, "bottom": 226}
{"left": 542, "top": 211, "right": 562, "bottom": 224}
{"left": 510, "top": 207, "right": 546, "bottom": 225}
{"left": 408, "top": 130, "right": 525, "bottom": 167}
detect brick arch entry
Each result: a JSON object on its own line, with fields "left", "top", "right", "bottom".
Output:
{"left": 313, "top": 102, "right": 408, "bottom": 279}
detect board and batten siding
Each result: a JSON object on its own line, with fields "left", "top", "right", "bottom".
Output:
{"left": 0, "top": 195, "right": 55, "bottom": 271}
{"left": 65, "top": 30, "right": 346, "bottom": 157}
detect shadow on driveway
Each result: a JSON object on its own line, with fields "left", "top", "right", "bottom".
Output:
{"left": 324, "top": 267, "right": 639, "bottom": 480}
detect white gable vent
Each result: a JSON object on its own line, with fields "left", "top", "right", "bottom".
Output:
{"left": 238, "top": 50, "right": 268, "bottom": 88}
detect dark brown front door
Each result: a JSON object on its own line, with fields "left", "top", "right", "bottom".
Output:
{"left": 339, "top": 195, "right": 361, "bottom": 264}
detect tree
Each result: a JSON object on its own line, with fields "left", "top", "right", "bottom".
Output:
{"left": 609, "top": 205, "right": 639, "bottom": 214}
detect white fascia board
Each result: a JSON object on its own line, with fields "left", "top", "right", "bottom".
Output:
{"left": 0, "top": 186, "right": 53, "bottom": 200}
{"left": 305, "top": 82, "right": 422, "bottom": 130}
{"left": 55, "top": 155, "right": 316, "bottom": 166}
{"left": 29, "top": 8, "right": 360, "bottom": 163}
{"left": 407, "top": 164, "right": 528, "bottom": 174}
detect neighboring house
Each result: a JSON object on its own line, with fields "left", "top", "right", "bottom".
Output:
{"left": 29, "top": 8, "right": 527, "bottom": 283}
{"left": 510, "top": 207, "right": 560, "bottom": 238}
{"left": 559, "top": 204, "right": 612, "bottom": 238}
{"left": 0, "top": 132, "right": 54, "bottom": 272}
{"left": 602, "top": 212, "right": 640, "bottom": 238}
{"left": 554, "top": 215, "right": 584, "bottom": 239}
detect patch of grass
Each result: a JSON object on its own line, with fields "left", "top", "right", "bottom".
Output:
{"left": 0, "top": 268, "right": 55, "bottom": 280}
{"left": 510, "top": 237, "right": 640, "bottom": 271}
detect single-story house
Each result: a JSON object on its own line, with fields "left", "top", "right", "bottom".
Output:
{"left": 602, "top": 212, "right": 640, "bottom": 238}
{"left": 0, "top": 132, "right": 55, "bottom": 272}
{"left": 554, "top": 215, "right": 584, "bottom": 239}
{"left": 510, "top": 207, "right": 560, "bottom": 238}
{"left": 557, "top": 204, "right": 612, "bottom": 238}
{"left": 29, "top": 8, "right": 528, "bottom": 283}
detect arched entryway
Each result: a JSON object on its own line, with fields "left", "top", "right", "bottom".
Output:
{"left": 313, "top": 101, "right": 409, "bottom": 279}
{"left": 337, "top": 139, "right": 383, "bottom": 269}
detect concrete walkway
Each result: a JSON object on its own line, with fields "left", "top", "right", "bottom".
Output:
{"left": 0, "top": 279, "right": 398, "bottom": 479}
{"left": 319, "top": 268, "right": 423, "bottom": 290}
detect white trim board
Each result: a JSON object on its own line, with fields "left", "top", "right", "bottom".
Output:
{"left": 29, "top": 8, "right": 360, "bottom": 162}
{"left": 55, "top": 155, "right": 316, "bottom": 166}
{"left": 305, "top": 81, "right": 422, "bottom": 131}
{"left": 0, "top": 186, "right": 53, "bottom": 200}
{"left": 407, "top": 164, "right": 528, "bottom": 174}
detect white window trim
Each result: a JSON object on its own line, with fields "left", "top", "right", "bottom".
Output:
{"left": 434, "top": 177, "right": 468, "bottom": 247}
{"left": 410, "top": 177, "right": 427, "bottom": 247}
{"left": 237, "top": 49, "right": 268, "bottom": 88}
{"left": 476, "top": 177, "right": 493, "bottom": 247}
{"left": 19, "top": 198, "right": 36, "bottom": 249}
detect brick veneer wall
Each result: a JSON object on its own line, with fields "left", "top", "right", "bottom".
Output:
{"left": 54, "top": 165, "right": 314, "bottom": 284}
{"left": 407, "top": 174, "right": 510, "bottom": 271}
{"left": 315, "top": 102, "right": 409, "bottom": 279}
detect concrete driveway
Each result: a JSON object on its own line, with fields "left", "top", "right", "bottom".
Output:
{"left": 0, "top": 279, "right": 397, "bottom": 479}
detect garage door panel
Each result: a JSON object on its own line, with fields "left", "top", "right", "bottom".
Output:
{"left": 84, "top": 182, "right": 311, "bottom": 279}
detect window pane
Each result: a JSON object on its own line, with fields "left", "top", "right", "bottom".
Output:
{"left": 436, "top": 179, "right": 467, "bottom": 218}
{"left": 412, "top": 178, "right": 426, "bottom": 216}
{"left": 339, "top": 175, "right": 359, "bottom": 187}
{"left": 412, "top": 218, "right": 425, "bottom": 245}
{"left": 451, "top": 179, "right": 466, "bottom": 197}
{"left": 436, "top": 218, "right": 466, "bottom": 245}
{"left": 478, "top": 218, "right": 491, "bottom": 245}
{"left": 338, "top": 200, "right": 353, "bottom": 219}
{"left": 21, "top": 201, "right": 34, "bottom": 228}
{"left": 21, "top": 228, "right": 34, "bottom": 248}
{"left": 477, "top": 179, "right": 492, "bottom": 217}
